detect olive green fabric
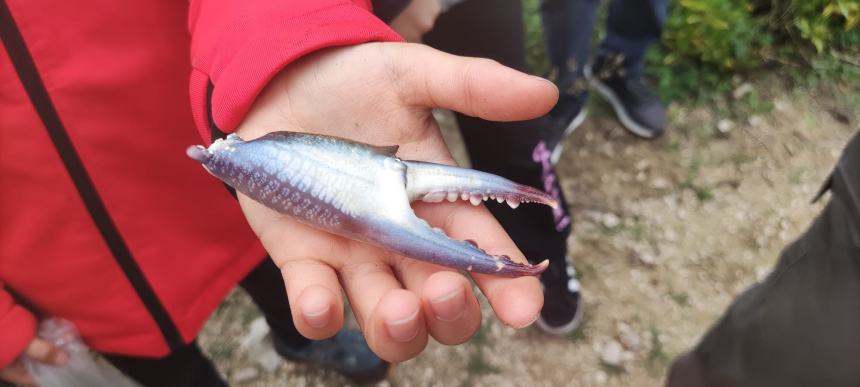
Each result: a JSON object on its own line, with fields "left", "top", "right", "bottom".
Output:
{"left": 667, "top": 131, "right": 860, "bottom": 387}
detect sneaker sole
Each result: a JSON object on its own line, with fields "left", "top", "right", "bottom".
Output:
{"left": 535, "top": 299, "right": 584, "bottom": 336}
{"left": 584, "top": 65, "right": 657, "bottom": 139}
{"left": 550, "top": 107, "right": 588, "bottom": 165}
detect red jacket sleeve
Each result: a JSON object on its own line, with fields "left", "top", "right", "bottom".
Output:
{"left": 188, "top": 0, "right": 404, "bottom": 143}
{"left": 0, "top": 283, "right": 36, "bottom": 369}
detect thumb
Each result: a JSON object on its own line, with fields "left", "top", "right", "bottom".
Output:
{"left": 395, "top": 44, "right": 558, "bottom": 121}
{"left": 25, "top": 339, "right": 68, "bottom": 366}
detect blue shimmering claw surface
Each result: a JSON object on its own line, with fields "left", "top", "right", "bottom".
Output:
{"left": 187, "top": 132, "right": 554, "bottom": 277}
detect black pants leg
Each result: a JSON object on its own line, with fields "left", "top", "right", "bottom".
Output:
{"left": 666, "top": 131, "right": 860, "bottom": 387}
{"left": 600, "top": 0, "right": 667, "bottom": 78}
{"left": 104, "top": 342, "right": 228, "bottom": 387}
{"left": 424, "top": 0, "right": 573, "bottom": 288}
{"left": 106, "top": 258, "right": 309, "bottom": 386}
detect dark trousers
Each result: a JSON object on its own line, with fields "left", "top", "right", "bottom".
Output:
{"left": 424, "top": 0, "right": 574, "bottom": 289}
{"left": 666, "top": 132, "right": 860, "bottom": 387}
{"left": 105, "top": 258, "right": 307, "bottom": 387}
{"left": 541, "top": 0, "right": 667, "bottom": 95}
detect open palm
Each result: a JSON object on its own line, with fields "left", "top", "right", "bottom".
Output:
{"left": 234, "top": 43, "right": 558, "bottom": 362}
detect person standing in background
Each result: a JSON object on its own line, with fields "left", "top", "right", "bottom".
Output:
{"left": 541, "top": 0, "right": 669, "bottom": 163}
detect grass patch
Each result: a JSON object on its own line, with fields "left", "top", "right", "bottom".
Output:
{"left": 466, "top": 349, "right": 500, "bottom": 376}
{"left": 681, "top": 153, "right": 715, "bottom": 202}
{"left": 668, "top": 291, "right": 690, "bottom": 307}
{"left": 472, "top": 321, "right": 490, "bottom": 346}
{"left": 598, "top": 218, "right": 645, "bottom": 241}
{"left": 567, "top": 317, "right": 589, "bottom": 343}
{"left": 645, "top": 325, "right": 671, "bottom": 377}
{"left": 734, "top": 91, "right": 775, "bottom": 120}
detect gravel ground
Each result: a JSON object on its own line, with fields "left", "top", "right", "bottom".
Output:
{"left": 199, "top": 81, "right": 857, "bottom": 387}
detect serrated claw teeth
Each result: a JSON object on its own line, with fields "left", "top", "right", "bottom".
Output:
{"left": 469, "top": 195, "right": 482, "bottom": 206}
{"left": 422, "top": 192, "right": 446, "bottom": 203}
{"left": 404, "top": 160, "right": 557, "bottom": 210}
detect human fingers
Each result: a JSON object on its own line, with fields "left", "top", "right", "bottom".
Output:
{"left": 394, "top": 44, "right": 558, "bottom": 121}
{"left": 393, "top": 261, "right": 481, "bottom": 345}
{"left": 279, "top": 260, "right": 345, "bottom": 340}
{"left": 24, "top": 338, "right": 67, "bottom": 366}
{"left": 237, "top": 195, "right": 347, "bottom": 339}
{"left": 338, "top": 252, "right": 428, "bottom": 362}
{"left": 412, "top": 201, "right": 544, "bottom": 329}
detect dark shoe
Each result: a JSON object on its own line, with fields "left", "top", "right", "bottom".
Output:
{"left": 586, "top": 55, "right": 666, "bottom": 139}
{"left": 273, "top": 329, "right": 390, "bottom": 384}
{"left": 536, "top": 259, "right": 583, "bottom": 335}
{"left": 545, "top": 95, "right": 588, "bottom": 165}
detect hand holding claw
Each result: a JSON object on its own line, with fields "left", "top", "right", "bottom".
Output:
{"left": 232, "top": 43, "right": 558, "bottom": 362}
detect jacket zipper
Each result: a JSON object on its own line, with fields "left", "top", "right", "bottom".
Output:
{"left": 0, "top": 0, "right": 184, "bottom": 352}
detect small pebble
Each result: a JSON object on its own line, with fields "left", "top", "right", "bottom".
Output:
{"left": 717, "top": 119, "right": 735, "bottom": 133}
{"left": 732, "top": 83, "right": 754, "bottom": 99}
{"left": 602, "top": 213, "right": 621, "bottom": 228}
{"left": 256, "top": 348, "right": 282, "bottom": 372}
{"left": 600, "top": 340, "right": 624, "bottom": 367}
{"left": 638, "top": 251, "right": 657, "bottom": 267}
{"left": 232, "top": 366, "right": 259, "bottom": 384}
{"left": 593, "top": 370, "right": 608, "bottom": 385}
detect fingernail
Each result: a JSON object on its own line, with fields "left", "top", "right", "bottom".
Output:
{"left": 385, "top": 310, "right": 419, "bottom": 342}
{"left": 430, "top": 287, "right": 465, "bottom": 322}
{"left": 301, "top": 304, "right": 331, "bottom": 329}
{"left": 533, "top": 75, "right": 556, "bottom": 86}
{"left": 520, "top": 312, "right": 541, "bottom": 329}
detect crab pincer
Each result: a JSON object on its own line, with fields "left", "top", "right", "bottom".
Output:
{"left": 187, "top": 132, "right": 556, "bottom": 277}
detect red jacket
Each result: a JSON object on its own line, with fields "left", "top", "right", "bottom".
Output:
{"left": 0, "top": 0, "right": 400, "bottom": 367}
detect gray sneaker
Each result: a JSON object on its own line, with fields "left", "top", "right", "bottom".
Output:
{"left": 586, "top": 55, "right": 666, "bottom": 139}
{"left": 273, "top": 329, "right": 390, "bottom": 384}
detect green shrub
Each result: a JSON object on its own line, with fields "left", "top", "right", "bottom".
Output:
{"left": 523, "top": 0, "right": 550, "bottom": 76}
{"left": 762, "top": 0, "right": 860, "bottom": 53}
{"left": 649, "top": 0, "right": 859, "bottom": 101}
{"left": 523, "top": 0, "right": 859, "bottom": 103}
{"left": 660, "top": 0, "right": 770, "bottom": 70}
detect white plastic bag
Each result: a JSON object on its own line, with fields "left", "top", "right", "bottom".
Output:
{"left": 22, "top": 319, "right": 140, "bottom": 387}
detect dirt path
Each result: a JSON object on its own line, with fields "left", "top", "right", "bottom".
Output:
{"left": 199, "top": 83, "right": 857, "bottom": 386}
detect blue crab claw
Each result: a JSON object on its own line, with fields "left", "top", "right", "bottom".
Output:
{"left": 186, "top": 132, "right": 553, "bottom": 277}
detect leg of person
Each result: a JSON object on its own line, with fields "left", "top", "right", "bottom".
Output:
{"left": 666, "top": 132, "right": 860, "bottom": 387}
{"left": 239, "top": 258, "right": 389, "bottom": 384}
{"left": 590, "top": 0, "right": 667, "bottom": 138}
{"left": 424, "top": 0, "right": 582, "bottom": 335}
{"left": 104, "top": 342, "right": 228, "bottom": 387}
{"left": 540, "top": 0, "right": 601, "bottom": 163}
